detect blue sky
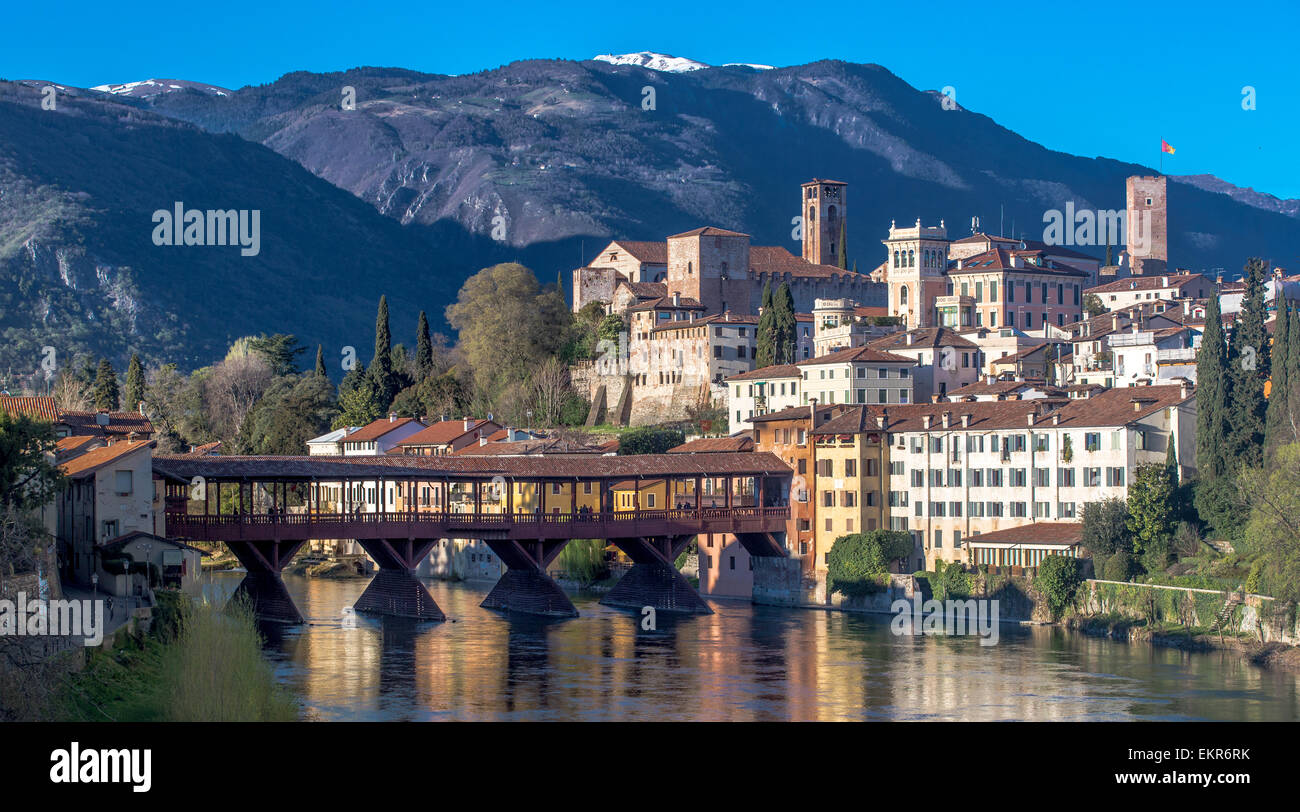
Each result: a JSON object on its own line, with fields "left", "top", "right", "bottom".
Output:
{"left": 9, "top": 0, "right": 1298, "bottom": 198}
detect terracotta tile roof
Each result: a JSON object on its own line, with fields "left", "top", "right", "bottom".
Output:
{"left": 61, "top": 440, "right": 153, "bottom": 479}
{"left": 810, "top": 406, "right": 881, "bottom": 435}
{"left": 668, "top": 226, "right": 749, "bottom": 239}
{"left": 609, "top": 240, "right": 668, "bottom": 264}
{"left": 452, "top": 437, "right": 604, "bottom": 456}
{"left": 1085, "top": 272, "right": 1211, "bottom": 295}
{"left": 667, "top": 436, "right": 754, "bottom": 453}
{"left": 948, "top": 247, "right": 1089, "bottom": 277}
{"left": 868, "top": 327, "right": 979, "bottom": 351}
{"left": 187, "top": 441, "right": 222, "bottom": 456}
{"left": 393, "top": 418, "right": 497, "bottom": 447}
{"left": 1041, "top": 384, "right": 1193, "bottom": 428}
{"left": 967, "top": 522, "right": 1082, "bottom": 547}
{"left": 946, "top": 378, "right": 1062, "bottom": 399}
{"left": 725, "top": 364, "right": 803, "bottom": 382}
{"left": 952, "top": 233, "right": 1100, "bottom": 263}
{"left": 628, "top": 294, "right": 706, "bottom": 312}
{"left": 797, "top": 345, "right": 915, "bottom": 366}
{"left": 749, "top": 404, "right": 850, "bottom": 424}
{"left": 152, "top": 451, "right": 792, "bottom": 480}
{"left": 651, "top": 312, "right": 759, "bottom": 332}
{"left": 0, "top": 396, "right": 59, "bottom": 421}
{"left": 346, "top": 416, "right": 425, "bottom": 443}
{"left": 620, "top": 281, "right": 669, "bottom": 300}
{"left": 58, "top": 410, "right": 154, "bottom": 438}
{"left": 55, "top": 435, "right": 103, "bottom": 461}
{"left": 750, "top": 245, "right": 865, "bottom": 279}
{"left": 866, "top": 401, "right": 1044, "bottom": 433}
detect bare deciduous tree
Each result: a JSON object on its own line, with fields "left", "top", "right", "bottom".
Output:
{"left": 205, "top": 354, "right": 273, "bottom": 441}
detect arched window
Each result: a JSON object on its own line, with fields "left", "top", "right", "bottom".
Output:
{"left": 900, "top": 285, "right": 909, "bottom": 305}
{"left": 908, "top": 249, "right": 915, "bottom": 267}
{"left": 808, "top": 206, "right": 816, "bottom": 223}
{"left": 893, "top": 250, "right": 900, "bottom": 267}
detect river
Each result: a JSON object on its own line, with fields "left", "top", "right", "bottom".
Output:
{"left": 206, "top": 572, "right": 1299, "bottom": 722}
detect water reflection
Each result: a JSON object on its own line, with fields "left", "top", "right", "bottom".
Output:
{"left": 204, "top": 573, "right": 1299, "bottom": 722}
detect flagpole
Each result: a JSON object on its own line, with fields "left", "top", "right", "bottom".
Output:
{"left": 1159, "top": 136, "right": 1163, "bottom": 174}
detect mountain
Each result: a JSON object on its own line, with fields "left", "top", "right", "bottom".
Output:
{"left": 592, "top": 52, "right": 710, "bottom": 72}
{"left": 4, "top": 57, "right": 1299, "bottom": 380}
{"left": 1172, "top": 174, "right": 1300, "bottom": 220}
{"left": 124, "top": 59, "right": 1300, "bottom": 274}
{"left": 90, "top": 79, "right": 234, "bottom": 98}
{"left": 0, "top": 81, "right": 541, "bottom": 383}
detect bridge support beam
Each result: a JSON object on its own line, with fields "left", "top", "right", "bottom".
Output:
{"left": 481, "top": 539, "right": 577, "bottom": 618}
{"left": 602, "top": 536, "right": 711, "bottom": 615}
{"left": 354, "top": 539, "right": 444, "bottom": 621}
{"left": 226, "top": 540, "right": 308, "bottom": 624}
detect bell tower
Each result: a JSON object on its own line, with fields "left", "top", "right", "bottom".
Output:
{"left": 801, "top": 179, "right": 847, "bottom": 266}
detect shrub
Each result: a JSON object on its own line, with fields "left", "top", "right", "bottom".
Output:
{"left": 826, "top": 530, "right": 912, "bottom": 597}
{"left": 1035, "top": 555, "right": 1083, "bottom": 620}
{"left": 1102, "top": 550, "right": 1133, "bottom": 582}
{"left": 934, "top": 560, "right": 972, "bottom": 602}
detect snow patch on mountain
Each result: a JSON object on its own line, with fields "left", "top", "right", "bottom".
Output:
{"left": 91, "top": 79, "right": 232, "bottom": 98}
{"left": 592, "top": 53, "right": 709, "bottom": 72}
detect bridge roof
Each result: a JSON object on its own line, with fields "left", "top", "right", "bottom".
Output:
{"left": 153, "top": 452, "right": 791, "bottom": 481}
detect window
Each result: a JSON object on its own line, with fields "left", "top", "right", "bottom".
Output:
{"left": 1084, "top": 467, "right": 1102, "bottom": 487}
{"left": 1058, "top": 467, "right": 1076, "bottom": 486}
{"left": 1034, "top": 468, "right": 1050, "bottom": 487}
{"left": 845, "top": 459, "right": 857, "bottom": 477}
{"left": 114, "top": 470, "right": 133, "bottom": 496}
{"left": 933, "top": 529, "right": 943, "bottom": 548}
{"left": 1058, "top": 502, "right": 1077, "bottom": 519}
{"left": 1106, "top": 467, "right": 1126, "bottom": 486}
{"left": 102, "top": 520, "right": 118, "bottom": 539}
{"left": 1085, "top": 432, "right": 1101, "bottom": 452}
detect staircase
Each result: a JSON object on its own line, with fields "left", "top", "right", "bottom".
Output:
{"left": 1212, "top": 588, "right": 1244, "bottom": 637}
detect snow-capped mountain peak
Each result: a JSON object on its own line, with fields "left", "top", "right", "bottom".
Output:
{"left": 592, "top": 53, "right": 709, "bottom": 72}
{"left": 90, "top": 79, "right": 232, "bottom": 98}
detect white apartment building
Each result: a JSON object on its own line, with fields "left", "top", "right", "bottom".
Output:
{"left": 868, "top": 328, "right": 983, "bottom": 401}
{"left": 725, "top": 363, "right": 803, "bottom": 432}
{"left": 340, "top": 414, "right": 427, "bottom": 456}
{"left": 881, "top": 384, "right": 1196, "bottom": 568}
{"left": 797, "top": 345, "right": 917, "bottom": 406}
{"left": 1110, "top": 325, "right": 1201, "bottom": 388}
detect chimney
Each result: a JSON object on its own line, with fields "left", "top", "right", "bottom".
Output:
{"left": 961, "top": 413, "right": 970, "bottom": 428}
{"left": 464, "top": 417, "right": 474, "bottom": 431}
{"left": 1052, "top": 413, "right": 1060, "bottom": 425}
{"left": 479, "top": 436, "right": 488, "bottom": 446}
{"left": 95, "top": 411, "right": 110, "bottom": 427}
{"left": 1180, "top": 381, "right": 1190, "bottom": 400}
{"left": 941, "top": 411, "right": 951, "bottom": 428}
{"left": 440, "top": 414, "right": 449, "bottom": 423}
{"left": 875, "top": 410, "right": 886, "bottom": 429}
{"left": 1027, "top": 412, "right": 1035, "bottom": 427}
{"left": 906, "top": 332, "right": 914, "bottom": 345}
{"left": 673, "top": 292, "right": 681, "bottom": 307}
{"left": 930, "top": 393, "right": 941, "bottom": 404}
{"left": 137, "top": 400, "right": 145, "bottom": 415}
{"left": 389, "top": 412, "right": 398, "bottom": 423}
{"left": 1112, "top": 315, "right": 1120, "bottom": 332}
{"left": 1161, "top": 276, "right": 1168, "bottom": 287}
{"left": 922, "top": 414, "right": 932, "bottom": 429}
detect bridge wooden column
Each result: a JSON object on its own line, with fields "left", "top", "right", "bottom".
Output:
{"left": 602, "top": 535, "right": 711, "bottom": 615}
{"left": 480, "top": 538, "right": 577, "bottom": 617}
{"left": 226, "top": 539, "right": 308, "bottom": 624}
{"left": 353, "top": 539, "right": 445, "bottom": 621}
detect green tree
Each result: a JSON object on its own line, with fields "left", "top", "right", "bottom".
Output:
{"left": 91, "top": 359, "right": 119, "bottom": 410}
{"left": 334, "top": 361, "right": 381, "bottom": 429}
{"left": 445, "top": 263, "right": 572, "bottom": 404}
{"left": 314, "top": 345, "right": 327, "bottom": 378}
{"left": 836, "top": 219, "right": 848, "bottom": 270}
{"left": 1082, "top": 293, "right": 1106, "bottom": 317}
{"left": 1240, "top": 444, "right": 1300, "bottom": 604}
{"left": 1265, "top": 301, "right": 1294, "bottom": 453}
{"left": 123, "top": 353, "right": 146, "bottom": 411}
{"left": 1080, "top": 498, "right": 1131, "bottom": 555}
{"left": 0, "top": 414, "right": 64, "bottom": 512}
{"left": 825, "top": 530, "right": 913, "bottom": 597}
{"left": 617, "top": 426, "right": 685, "bottom": 455}
{"left": 773, "top": 283, "right": 797, "bottom": 364}
{"left": 1195, "top": 293, "right": 1231, "bottom": 480}
{"left": 415, "top": 311, "right": 434, "bottom": 379}
{"left": 247, "top": 334, "right": 306, "bottom": 377}
{"left": 1034, "top": 555, "right": 1082, "bottom": 620}
{"left": 369, "top": 296, "right": 397, "bottom": 411}
{"left": 756, "top": 281, "right": 776, "bottom": 368}
{"left": 1127, "top": 463, "right": 1176, "bottom": 559}
{"left": 239, "top": 374, "right": 338, "bottom": 455}
{"left": 1225, "top": 257, "right": 1270, "bottom": 469}
{"left": 1165, "top": 436, "right": 1179, "bottom": 485}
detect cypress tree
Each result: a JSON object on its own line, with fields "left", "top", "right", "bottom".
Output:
{"left": 1165, "top": 434, "right": 1179, "bottom": 485}
{"left": 756, "top": 282, "right": 776, "bottom": 368}
{"left": 1195, "top": 294, "right": 1230, "bottom": 479}
{"left": 314, "top": 344, "right": 327, "bottom": 378}
{"left": 123, "top": 353, "right": 145, "bottom": 412}
{"left": 91, "top": 359, "right": 120, "bottom": 411}
{"left": 837, "top": 220, "right": 848, "bottom": 270}
{"left": 416, "top": 311, "right": 434, "bottom": 378}
{"left": 774, "top": 283, "right": 798, "bottom": 364}
{"left": 1226, "top": 258, "right": 1270, "bottom": 469}
{"left": 1287, "top": 294, "right": 1300, "bottom": 442}
{"left": 1265, "top": 300, "right": 1291, "bottom": 452}
{"left": 369, "top": 296, "right": 396, "bottom": 409}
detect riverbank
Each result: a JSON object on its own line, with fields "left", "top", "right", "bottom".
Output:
{"left": 55, "top": 593, "right": 299, "bottom": 722}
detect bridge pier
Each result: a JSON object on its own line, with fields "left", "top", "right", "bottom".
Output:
{"left": 353, "top": 539, "right": 445, "bottom": 621}
{"left": 226, "top": 540, "right": 308, "bottom": 624}
{"left": 602, "top": 536, "right": 712, "bottom": 615}
{"left": 481, "top": 539, "right": 577, "bottom": 618}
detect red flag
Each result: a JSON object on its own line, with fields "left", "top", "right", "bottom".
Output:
{"left": 1161, "top": 139, "right": 1176, "bottom": 155}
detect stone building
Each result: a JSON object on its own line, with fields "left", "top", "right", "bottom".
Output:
{"left": 1126, "top": 176, "right": 1168, "bottom": 276}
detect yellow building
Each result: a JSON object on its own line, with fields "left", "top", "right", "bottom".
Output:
{"left": 809, "top": 407, "right": 891, "bottom": 576}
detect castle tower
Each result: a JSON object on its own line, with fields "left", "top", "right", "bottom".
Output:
{"left": 1125, "top": 176, "right": 1168, "bottom": 276}
{"left": 801, "top": 179, "right": 848, "bottom": 266}
{"left": 882, "top": 219, "right": 949, "bottom": 329}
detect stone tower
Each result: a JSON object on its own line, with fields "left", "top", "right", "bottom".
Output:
{"left": 801, "top": 179, "right": 848, "bottom": 266}
{"left": 882, "top": 219, "right": 949, "bottom": 329}
{"left": 1125, "top": 175, "right": 1168, "bottom": 276}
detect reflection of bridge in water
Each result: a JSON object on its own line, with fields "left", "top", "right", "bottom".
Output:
{"left": 154, "top": 453, "right": 792, "bottom": 623}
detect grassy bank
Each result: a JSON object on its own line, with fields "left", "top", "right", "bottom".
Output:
{"left": 57, "top": 594, "right": 298, "bottom": 722}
